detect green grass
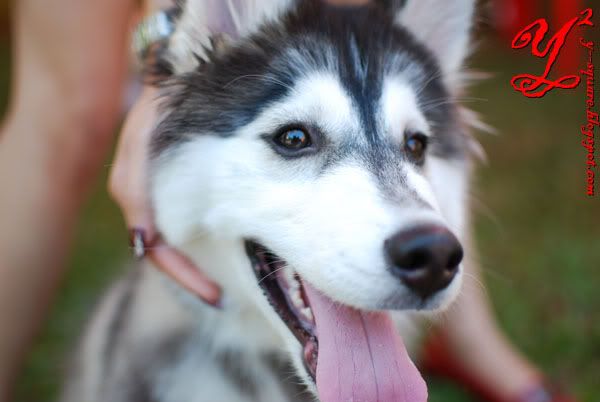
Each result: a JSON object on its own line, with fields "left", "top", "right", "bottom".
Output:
{"left": 3, "top": 36, "right": 599, "bottom": 401}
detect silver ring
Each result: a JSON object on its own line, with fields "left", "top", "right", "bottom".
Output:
{"left": 132, "top": 10, "right": 176, "bottom": 61}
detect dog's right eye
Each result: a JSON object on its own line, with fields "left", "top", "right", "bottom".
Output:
{"left": 276, "top": 128, "right": 311, "bottom": 150}
{"left": 270, "top": 127, "right": 315, "bottom": 157}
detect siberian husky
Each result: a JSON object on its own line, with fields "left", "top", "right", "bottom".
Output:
{"left": 63, "top": 0, "right": 480, "bottom": 401}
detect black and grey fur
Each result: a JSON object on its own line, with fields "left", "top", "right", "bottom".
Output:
{"left": 153, "top": 1, "right": 466, "bottom": 159}
{"left": 62, "top": 1, "right": 478, "bottom": 401}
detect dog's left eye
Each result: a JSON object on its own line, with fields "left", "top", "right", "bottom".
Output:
{"left": 274, "top": 128, "right": 311, "bottom": 151}
{"left": 404, "top": 132, "right": 428, "bottom": 164}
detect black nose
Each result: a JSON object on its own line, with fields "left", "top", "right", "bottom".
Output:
{"left": 385, "top": 225, "right": 463, "bottom": 299}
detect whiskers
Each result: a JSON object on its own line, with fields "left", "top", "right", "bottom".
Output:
{"left": 420, "top": 95, "right": 489, "bottom": 113}
{"left": 257, "top": 261, "right": 289, "bottom": 285}
{"left": 461, "top": 271, "right": 488, "bottom": 296}
{"left": 223, "top": 74, "right": 294, "bottom": 92}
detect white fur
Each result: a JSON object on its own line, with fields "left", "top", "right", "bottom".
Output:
{"left": 427, "top": 156, "right": 471, "bottom": 237}
{"left": 169, "top": 0, "right": 294, "bottom": 73}
{"left": 381, "top": 77, "right": 431, "bottom": 141}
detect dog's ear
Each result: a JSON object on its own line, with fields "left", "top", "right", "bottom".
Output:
{"left": 167, "top": 0, "right": 295, "bottom": 74}
{"left": 390, "top": 0, "right": 476, "bottom": 79}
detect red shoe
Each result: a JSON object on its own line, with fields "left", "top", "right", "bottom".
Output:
{"left": 421, "top": 333, "right": 577, "bottom": 402}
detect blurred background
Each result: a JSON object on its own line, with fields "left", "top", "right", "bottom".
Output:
{"left": 0, "top": 0, "right": 598, "bottom": 401}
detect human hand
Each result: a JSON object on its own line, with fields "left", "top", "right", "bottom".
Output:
{"left": 109, "top": 86, "right": 222, "bottom": 307}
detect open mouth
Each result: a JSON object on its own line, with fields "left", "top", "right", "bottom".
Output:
{"left": 245, "top": 240, "right": 318, "bottom": 381}
{"left": 244, "top": 240, "right": 428, "bottom": 402}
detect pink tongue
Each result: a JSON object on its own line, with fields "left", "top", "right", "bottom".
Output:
{"left": 304, "top": 282, "right": 427, "bottom": 402}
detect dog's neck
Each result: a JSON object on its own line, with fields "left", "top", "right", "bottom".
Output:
{"left": 170, "top": 235, "right": 285, "bottom": 353}
{"left": 130, "top": 255, "right": 309, "bottom": 402}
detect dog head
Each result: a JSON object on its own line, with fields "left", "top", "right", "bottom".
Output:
{"left": 150, "top": 1, "right": 476, "bottom": 400}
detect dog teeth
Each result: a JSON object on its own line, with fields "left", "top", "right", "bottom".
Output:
{"left": 300, "top": 307, "right": 314, "bottom": 322}
{"left": 284, "top": 268, "right": 297, "bottom": 286}
{"left": 282, "top": 268, "right": 315, "bottom": 324}
{"left": 291, "top": 290, "right": 304, "bottom": 308}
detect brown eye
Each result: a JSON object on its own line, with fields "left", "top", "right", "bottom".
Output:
{"left": 275, "top": 128, "right": 311, "bottom": 150}
{"left": 405, "top": 132, "right": 428, "bottom": 163}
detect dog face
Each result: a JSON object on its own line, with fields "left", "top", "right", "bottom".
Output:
{"left": 151, "top": 0, "right": 475, "bottom": 399}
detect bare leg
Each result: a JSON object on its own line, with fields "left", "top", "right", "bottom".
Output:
{"left": 0, "top": 1, "right": 136, "bottom": 399}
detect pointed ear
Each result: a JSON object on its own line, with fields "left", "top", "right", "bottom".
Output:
{"left": 394, "top": 0, "right": 476, "bottom": 77}
{"left": 167, "top": 0, "right": 295, "bottom": 73}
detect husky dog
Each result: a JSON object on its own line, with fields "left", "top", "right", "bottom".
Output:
{"left": 63, "top": 0, "right": 479, "bottom": 401}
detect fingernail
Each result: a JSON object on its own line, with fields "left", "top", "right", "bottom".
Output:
{"left": 128, "top": 228, "right": 147, "bottom": 259}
